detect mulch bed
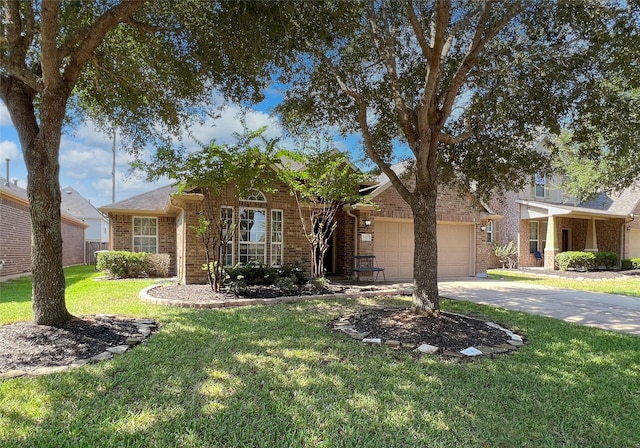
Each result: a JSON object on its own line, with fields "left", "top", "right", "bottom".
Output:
{"left": 345, "top": 309, "right": 511, "bottom": 350}
{"left": 0, "top": 316, "right": 156, "bottom": 374}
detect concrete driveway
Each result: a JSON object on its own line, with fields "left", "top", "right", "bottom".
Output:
{"left": 437, "top": 278, "right": 640, "bottom": 336}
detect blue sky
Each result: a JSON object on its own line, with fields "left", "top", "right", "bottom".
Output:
{"left": 0, "top": 91, "right": 366, "bottom": 208}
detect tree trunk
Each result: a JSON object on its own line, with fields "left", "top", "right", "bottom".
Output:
{"left": 9, "top": 80, "right": 72, "bottom": 326}
{"left": 411, "top": 186, "right": 440, "bottom": 315}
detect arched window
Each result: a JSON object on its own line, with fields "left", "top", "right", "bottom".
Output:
{"left": 240, "top": 190, "right": 266, "bottom": 202}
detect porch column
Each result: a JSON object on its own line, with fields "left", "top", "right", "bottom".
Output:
{"left": 544, "top": 214, "right": 559, "bottom": 270}
{"left": 585, "top": 217, "right": 598, "bottom": 252}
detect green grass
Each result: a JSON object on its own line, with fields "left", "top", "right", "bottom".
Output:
{"left": 1, "top": 266, "right": 639, "bottom": 447}
{"left": 488, "top": 269, "right": 640, "bottom": 297}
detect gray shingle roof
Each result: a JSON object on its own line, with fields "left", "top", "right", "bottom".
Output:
{"left": 99, "top": 184, "right": 177, "bottom": 212}
{"left": 576, "top": 184, "right": 640, "bottom": 215}
{"left": 0, "top": 176, "right": 28, "bottom": 200}
{"left": 60, "top": 186, "right": 105, "bottom": 220}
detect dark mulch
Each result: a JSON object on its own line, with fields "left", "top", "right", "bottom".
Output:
{"left": 0, "top": 316, "right": 156, "bottom": 374}
{"left": 345, "top": 308, "right": 512, "bottom": 350}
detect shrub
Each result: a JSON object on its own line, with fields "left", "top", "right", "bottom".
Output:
{"left": 593, "top": 251, "right": 618, "bottom": 270}
{"left": 555, "top": 251, "right": 596, "bottom": 271}
{"left": 493, "top": 241, "right": 518, "bottom": 269}
{"left": 96, "top": 251, "right": 148, "bottom": 278}
{"left": 622, "top": 258, "right": 640, "bottom": 270}
{"left": 277, "top": 262, "right": 308, "bottom": 285}
{"left": 224, "top": 261, "right": 310, "bottom": 291}
{"left": 147, "top": 253, "right": 171, "bottom": 277}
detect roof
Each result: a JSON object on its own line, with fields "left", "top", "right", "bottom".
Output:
{"left": 0, "top": 176, "right": 87, "bottom": 227}
{"left": 61, "top": 186, "right": 106, "bottom": 221}
{"left": 517, "top": 183, "right": 640, "bottom": 219}
{"left": 99, "top": 184, "right": 178, "bottom": 214}
{"left": 575, "top": 184, "right": 639, "bottom": 216}
{"left": 0, "top": 176, "right": 28, "bottom": 202}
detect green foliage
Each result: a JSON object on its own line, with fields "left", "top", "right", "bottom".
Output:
{"left": 493, "top": 241, "right": 518, "bottom": 269}
{"left": 96, "top": 251, "right": 149, "bottom": 278}
{"left": 278, "top": 134, "right": 371, "bottom": 278}
{"left": 138, "top": 124, "right": 281, "bottom": 292}
{"left": 224, "top": 261, "right": 309, "bottom": 292}
{"left": 554, "top": 251, "right": 621, "bottom": 272}
{"left": 621, "top": 258, "right": 640, "bottom": 270}
{"left": 593, "top": 252, "right": 618, "bottom": 270}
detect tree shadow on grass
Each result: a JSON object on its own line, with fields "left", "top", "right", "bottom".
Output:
{"left": 2, "top": 300, "right": 639, "bottom": 447}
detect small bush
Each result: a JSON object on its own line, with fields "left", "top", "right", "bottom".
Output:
{"left": 96, "top": 251, "right": 148, "bottom": 278}
{"left": 593, "top": 251, "right": 618, "bottom": 269}
{"left": 277, "top": 262, "right": 308, "bottom": 285}
{"left": 556, "top": 251, "right": 596, "bottom": 271}
{"left": 622, "top": 258, "right": 640, "bottom": 270}
{"left": 147, "top": 253, "right": 170, "bottom": 277}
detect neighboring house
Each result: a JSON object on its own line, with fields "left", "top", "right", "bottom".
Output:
{"left": 0, "top": 177, "right": 87, "bottom": 279}
{"left": 99, "top": 168, "right": 496, "bottom": 283}
{"left": 61, "top": 186, "right": 109, "bottom": 243}
{"left": 489, "top": 137, "right": 640, "bottom": 269}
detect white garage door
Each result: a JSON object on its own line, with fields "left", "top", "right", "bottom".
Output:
{"left": 373, "top": 220, "right": 475, "bottom": 280}
{"left": 630, "top": 229, "right": 640, "bottom": 258}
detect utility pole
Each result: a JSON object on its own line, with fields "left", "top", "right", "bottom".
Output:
{"left": 112, "top": 129, "right": 116, "bottom": 203}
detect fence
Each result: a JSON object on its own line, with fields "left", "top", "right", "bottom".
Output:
{"left": 85, "top": 241, "right": 108, "bottom": 265}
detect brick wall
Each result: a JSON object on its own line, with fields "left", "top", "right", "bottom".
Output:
{"left": 61, "top": 217, "right": 85, "bottom": 266}
{"left": 1, "top": 195, "right": 85, "bottom": 278}
{"left": 175, "top": 182, "right": 312, "bottom": 284}
{"left": 108, "top": 213, "right": 176, "bottom": 275}
{"left": 0, "top": 196, "right": 32, "bottom": 276}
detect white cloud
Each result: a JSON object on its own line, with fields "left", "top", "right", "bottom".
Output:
{"left": 0, "top": 140, "right": 21, "bottom": 162}
{"left": 0, "top": 102, "right": 12, "bottom": 126}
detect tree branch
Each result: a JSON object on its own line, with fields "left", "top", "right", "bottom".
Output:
{"left": 62, "top": 0, "right": 148, "bottom": 86}
{"left": 421, "top": 0, "right": 451, "bottom": 114}
{"left": 41, "top": 0, "right": 63, "bottom": 88}
{"left": 0, "top": 54, "right": 41, "bottom": 91}
{"left": 439, "top": 1, "right": 523, "bottom": 124}
{"left": 440, "top": 129, "right": 473, "bottom": 145}
{"left": 405, "top": 0, "right": 432, "bottom": 60}
{"left": 366, "top": 0, "right": 419, "bottom": 146}
{"left": 123, "top": 18, "right": 178, "bottom": 33}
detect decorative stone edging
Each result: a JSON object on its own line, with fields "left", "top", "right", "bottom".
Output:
{"left": 332, "top": 311, "right": 526, "bottom": 359}
{"left": 0, "top": 317, "right": 157, "bottom": 380}
{"left": 139, "top": 284, "right": 414, "bottom": 308}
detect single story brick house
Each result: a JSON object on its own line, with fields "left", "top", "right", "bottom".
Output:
{"left": 0, "top": 176, "right": 87, "bottom": 280}
{"left": 99, "top": 168, "right": 497, "bottom": 283}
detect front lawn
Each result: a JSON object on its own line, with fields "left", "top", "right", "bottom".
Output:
{"left": 1, "top": 266, "right": 639, "bottom": 447}
{"left": 488, "top": 269, "right": 640, "bottom": 297}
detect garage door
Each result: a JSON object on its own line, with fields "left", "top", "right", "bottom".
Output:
{"left": 630, "top": 229, "right": 640, "bottom": 258}
{"left": 373, "top": 220, "right": 475, "bottom": 280}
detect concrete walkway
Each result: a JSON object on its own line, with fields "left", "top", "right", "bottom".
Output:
{"left": 437, "top": 278, "right": 640, "bottom": 336}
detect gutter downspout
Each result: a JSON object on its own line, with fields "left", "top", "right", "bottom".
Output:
{"left": 621, "top": 214, "right": 636, "bottom": 266}
{"left": 344, "top": 204, "right": 358, "bottom": 272}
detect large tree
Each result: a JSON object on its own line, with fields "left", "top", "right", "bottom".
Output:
{"left": 0, "top": 0, "right": 283, "bottom": 326}
{"left": 273, "top": 0, "right": 638, "bottom": 314}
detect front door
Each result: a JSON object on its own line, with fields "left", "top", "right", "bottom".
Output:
{"left": 562, "top": 228, "right": 571, "bottom": 252}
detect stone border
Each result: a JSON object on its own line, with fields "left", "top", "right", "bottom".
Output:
{"left": 139, "top": 284, "right": 414, "bottom": 308}
{"left": 0, "top": 317, "right": 158, "bottom": 380}
{"left": 332, "top": 310, "right": 525, "bottom": 359}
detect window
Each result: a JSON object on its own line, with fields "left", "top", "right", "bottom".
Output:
{"left": 221, "top": 206, "right": 234, "bottom": 266}
{"left": 133, "top": 217, "right": 157, "bottom": 253}
{"left": 271, "top": 210, "right": 283, "bottom": 266}
{"left": 486, "top": 220, "right": 494, "bottom": 243}
{"left": 529, "top": 221, "right": 539, "bottom": 253}
{"left": 240, "top": 190, "right": 266, "bottom": 202}
{"left": 239, "top": 207, "right": 266, "bottom": 263}
{"left": 534, "top": 173, "right": 546, "bottom": 198}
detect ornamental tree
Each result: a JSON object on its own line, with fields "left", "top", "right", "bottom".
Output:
{"left": 138, "top": 125, "right": 280, "bottom": 292}
{"left": 278, "top": 135, "right": 371, "bottom": 278}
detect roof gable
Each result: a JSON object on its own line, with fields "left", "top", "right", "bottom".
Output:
{"left": 99, "top": 184, "right": 178, "bottom": 213}
{"left": 61, "top": 186, "right": 105, "bottom": 220}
